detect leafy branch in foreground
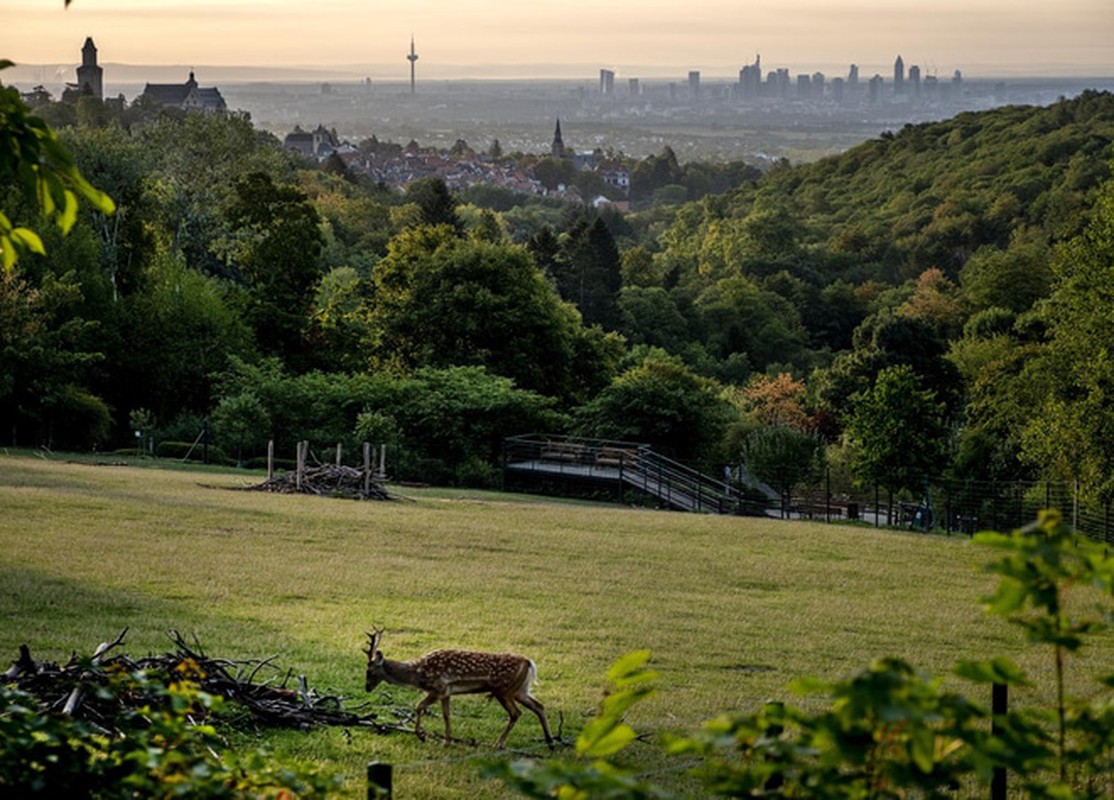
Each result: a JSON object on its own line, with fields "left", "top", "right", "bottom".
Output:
{"left": 0, "top": 661, "right": 337, "bottom": 798}
{"left": 483, "top": 649, "right": 672, "bottom": 799}
{"left": 487, "top": 511, "right": 1113, "bottom": 798}
{"left": 0, "top": 61, "right": 115, "bottom": 269}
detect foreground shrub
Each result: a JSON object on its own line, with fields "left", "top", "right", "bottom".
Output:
{"left": 0, "top": 661, "right": 337, "bottom": 798}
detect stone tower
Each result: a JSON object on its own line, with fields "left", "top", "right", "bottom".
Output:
{"left": 76, "top": 37, "right": 103, "bottom": 99}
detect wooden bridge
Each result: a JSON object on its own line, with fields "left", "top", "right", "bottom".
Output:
{"left": 501, "top": 434, "right": 775, "bottom": 514}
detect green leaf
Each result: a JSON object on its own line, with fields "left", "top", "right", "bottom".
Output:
{"left": 910, "top": 726, "right": 936, "bottom": 773}
{"left": 579, "top": 722, "right": 638, "bottom": 758}
{"left": 606, "top": 649, "right": 653, "bottom": 684}
{"left": 10, "top": 228, "right": 46, "bottom": 255}
{"left": 954, "top": 657, "right": 1030, "bottom": 686}
{"left": 1, "top": 234, "right": 14, "bottom": 271}
{"left": 58, "top": 189, "right": 79, "bottom": 234}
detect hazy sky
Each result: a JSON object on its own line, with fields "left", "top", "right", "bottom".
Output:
{"left": 3, "top": 0, "right": 1112, "bottom": 79}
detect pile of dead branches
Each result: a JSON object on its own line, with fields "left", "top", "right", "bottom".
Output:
{"left": 250, "top": 464, "right": 392, "bottom": 500}
{"left": 3, "top": 629, "right": 399, "bottom": 734}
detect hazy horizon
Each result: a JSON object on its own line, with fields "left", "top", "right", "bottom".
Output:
{"left": 3, "top": 0, "right": 1112, "bottom": 85}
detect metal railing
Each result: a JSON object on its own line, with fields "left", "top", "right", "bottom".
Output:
{"left": 502, "top": 434, "right": 739, "bottom": 514}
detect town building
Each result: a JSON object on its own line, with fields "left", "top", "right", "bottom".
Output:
{"left": 138, "top": 71, "right": 227, "bottom": 113}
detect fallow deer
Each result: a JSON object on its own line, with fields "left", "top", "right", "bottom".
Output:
{"left": 363, "top": 628, "right": 554, "bottom": 749}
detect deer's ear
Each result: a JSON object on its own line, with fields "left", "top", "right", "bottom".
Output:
{"left": 374, "top": 651, "right": 384, "bottom": 665}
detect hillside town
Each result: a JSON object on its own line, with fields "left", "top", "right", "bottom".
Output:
{"left": 281, "top": 122, "right": 631, "bottom": 207}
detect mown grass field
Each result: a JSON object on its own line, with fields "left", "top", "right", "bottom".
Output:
{"left": 1, "top": 453, "right": 1108, "bottom": 798}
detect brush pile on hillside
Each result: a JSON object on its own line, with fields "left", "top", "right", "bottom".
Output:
{"left": 250, "top": 464, "right": 392, "bottom": 500}
{"left": 3, "top": 629, "right": 394, "bottom": 732}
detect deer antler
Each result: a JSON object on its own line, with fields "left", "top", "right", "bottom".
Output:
{"left": 365, "top": 627, "right": 384, "bottom": 655}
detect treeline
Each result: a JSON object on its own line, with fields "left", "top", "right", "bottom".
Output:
{"left": 3, "top": 88, "right": 1114, "bottom": 506}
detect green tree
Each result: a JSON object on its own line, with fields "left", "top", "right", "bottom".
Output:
{"left": 817, "top": 310, "right": 961, "bottom": 423}
{"left": 960, "top": 237, "right": 1052, "bottom": 314}
{"left": 365, "top": 224, "right": 597, "bottom": 401}
{"left": 741, "top": 424, "right": 826, "bottom": 506}
{"left": 223, "top": 171, "right": 324, "bottom": 368}
{"left": 554, "top": 217, "right": 623, "bottom": 330}
{"left": 616, "top": 286, "right": 690, "bottom": 355}
{"left": 137, "top": 111, "right": 289, "bottom": 273}
{"left": 844, "top": 364, "right": 949, "bottom": 494}
{"left": 694, "top": 275, "right": 808, "bottom": 376}
{"left": 61, "top": 126, "right": 153, "bottom": 300}
{"left": 212, "top": 391, "right": 270, "bottom": 466}
{"left": 0, "top": 268, "right": 108, "bottom": 448}
{"left": 403, "top": 177, "right": 462, "bottom": 232}
{"left": 112, "top": 253, "right": 254, "bottom": 424}
{"left": 575, "top": 357, "right": 735, "bottom": 467}
{"left": 1021, "top": 169, "right": 1114, "bottom": 502}
{"left": 390, "top": 366, "right": 565, "bottom": 486}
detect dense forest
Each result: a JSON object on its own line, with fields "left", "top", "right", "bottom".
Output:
{"left": 3, "top": 86, "right": 1113, "bottom": 507}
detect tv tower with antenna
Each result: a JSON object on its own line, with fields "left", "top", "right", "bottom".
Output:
{"left": 407, "top": 36, "right": 419, "bottom": 95}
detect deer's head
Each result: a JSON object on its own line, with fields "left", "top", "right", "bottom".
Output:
{"left": 364, "top": 628, "right": 386, "bottom": 692}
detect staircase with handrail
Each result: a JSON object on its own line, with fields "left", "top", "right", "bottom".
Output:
{"left": 502, "top": 434, "right": 768, "bottom": 514}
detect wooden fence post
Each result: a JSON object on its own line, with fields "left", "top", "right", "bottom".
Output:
{"left": 363, "top": 441, "right": 371, "bottom": 497}
{"left": 296, "top": 441, "right": 307, "bottom": 490}
{"left": 267, "top": 440, "right": 274, "bottom": 481}
{"left": 378, "top": 443, "right": 387, "bottom": 478}
{"left": 368, "top": 761, "right": 393, "bottom": 799}
{"left": 336, "top": 442, "right": 343, "bottom": 467}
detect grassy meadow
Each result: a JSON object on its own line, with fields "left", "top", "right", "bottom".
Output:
{"left": 1, "top": 452, "right": 1109, "bottom": 798}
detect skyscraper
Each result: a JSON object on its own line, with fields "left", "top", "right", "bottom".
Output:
{"left": 688, "top": 70, "right": 701, "bottom": 99}
{"left": 908, "top": 64, "right": 921, "bottom": 96}
{"left": 739, "top": 54, "right": 761, "bottom": 100}
{"left": 599, "top": 69, "right": 615, "bottom": 96}
{"left": 894, "top": 55, "right": 905, "bottom": 95}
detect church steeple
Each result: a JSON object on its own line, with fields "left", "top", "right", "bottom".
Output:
{"left": 551, "top": 118, "right": 565, "bottom": 158}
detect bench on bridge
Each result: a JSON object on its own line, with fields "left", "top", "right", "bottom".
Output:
{"left": 594, "top": 447, "right": 639, "bottom": 468}
{"left": 539, "top": 442, "right": 588, "bottom": 463}
{"left": 798, "top": 504, "right": 845, "bottom": 519}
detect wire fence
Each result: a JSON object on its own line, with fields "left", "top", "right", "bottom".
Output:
{"left": 779, "top": 474, "right": 1112, "bottom": 544}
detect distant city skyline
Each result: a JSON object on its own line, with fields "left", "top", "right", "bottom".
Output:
{"left": 2, "top": 0, "right": 1112, "bottom": 80}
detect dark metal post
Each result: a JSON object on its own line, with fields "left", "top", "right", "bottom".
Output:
{"left": 874, "top": 483, "right": 880, "bottom": 527}
{"left": 991, "top": 683, "right": 1008, "bottom": 800}
{"left": 763, "top": 701, "right": 785, "bottom": 793}
{"left": 945, "top": 479, "right": 952, "bottom": 535}
{"left": 368, "top": 761, "right": 393, "bottom": 799}
{"left": 825, "top": 466, "right": 831, "bottom": 523}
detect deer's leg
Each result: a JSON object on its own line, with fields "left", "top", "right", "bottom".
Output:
{"left": 440, "top": 695, "right": 452, "bottom": 745}
{"left": 494, "top": 695, "right": 522, "bottom": 749}
{"left": 518, "top": 694, "right": 554, "bottom": 748}
{"left": 414, "top": 693, "right": 438, "bottom": 741}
